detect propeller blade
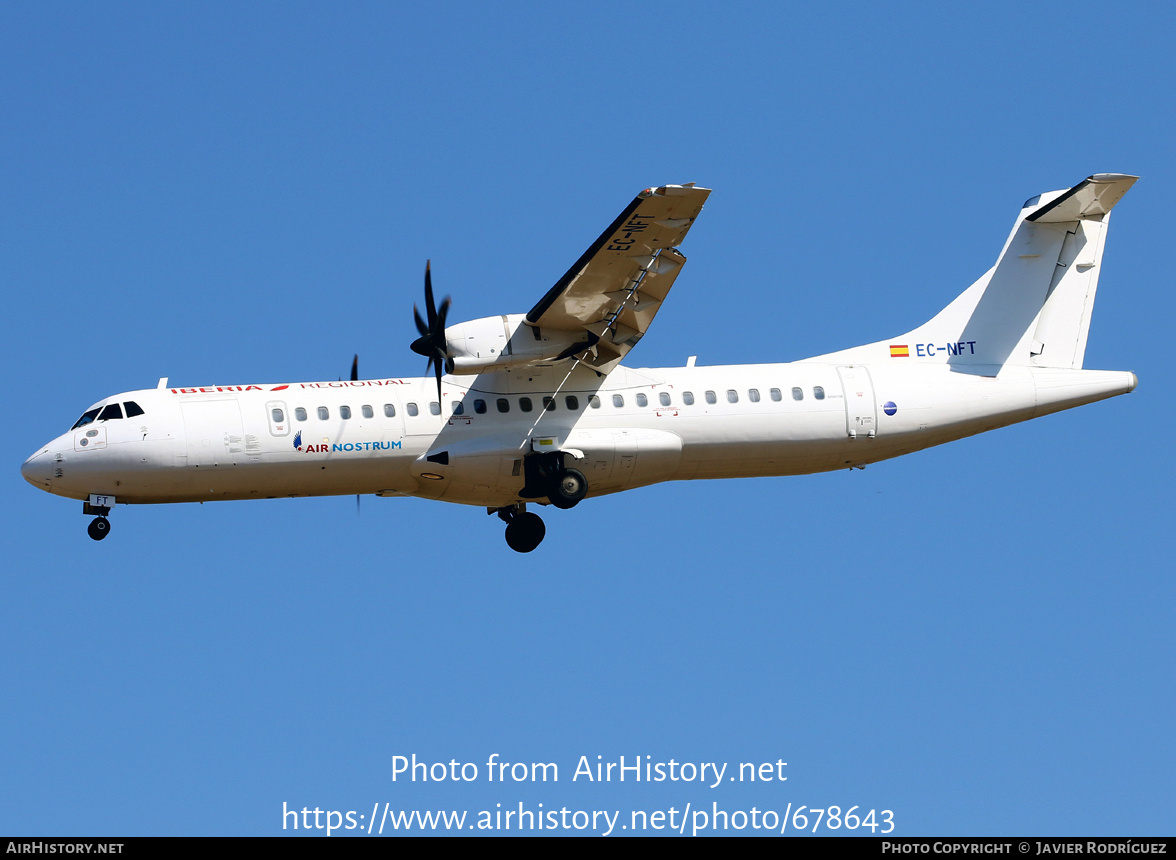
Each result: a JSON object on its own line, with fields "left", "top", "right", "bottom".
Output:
{"left": 424, "top": 261, "right": 436, "bottom": 325}
{"left": 409, "top": 260, "right": 452, "bottom": 397}
{"left": 350, "top": 354, "right": 358, "bottom": 382}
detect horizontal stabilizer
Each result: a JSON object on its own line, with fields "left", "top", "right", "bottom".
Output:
{"left": 1027, "top": 174, "right": 1137, "bottom": 223}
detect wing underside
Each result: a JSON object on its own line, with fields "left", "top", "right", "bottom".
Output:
{"left": 526, "top": 183, "right": 711, "bottom": 372}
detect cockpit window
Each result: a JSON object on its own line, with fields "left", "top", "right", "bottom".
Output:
{"left": 98, "top": 403, "right": 123, "bottom": 421}
{"left": 124, "top": 401, "right": 145, "bottom": 418}
{"left": 71, "top": 408, "right": 100, "bottom": 430}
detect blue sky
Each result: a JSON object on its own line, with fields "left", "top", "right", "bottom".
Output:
{"left": 2, "top": 2, "right": 1173, "bottom": 836}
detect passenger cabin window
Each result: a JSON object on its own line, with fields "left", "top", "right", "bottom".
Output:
{"left": 565, "top": 395, "right": 579, "bottom": 410}
{"left": 407, "top": 402, "right": 419, "bottom": 417}
{"left": 749, "top": 388, "right": 760, "bottom": 402}
{"left": 682, "top": 391, "right": 695, "bottom": 405}
{"left": 659, "top": 392, "right": 671, "bottom": 406}
{"left": 124, "top": 401, "right": 145, "bottom": 418}
{"left": 271, "top": 408, "right": 285, "bottom": 423}
{"left": 792, "top": 387, "right": 804, "bottom": 401}
{"left": 814, "top": 386, "right": 825, "bottom": 400}
{"left": 362, "top": 405, "right": 374, "bottom": 418}
{"left": 542, "top": 396, "right": 556, "bottom": 412}
{"left": 452, "top": 402, "right": 464, "bottom": 415}
{"left": 429, "top": 402, "right": 441, "bottom": 415}
{"left": 340, "top": 405, "right": 352, "bottom": 420}
{"left": 474, "top": 399, "right": 487, "bottom": 414}
{"left": 636, "top": 393, "right": 648, "bottom": 407}
{"left": 770, "top": 388, "right": 782, "bottom": 402}
{"left": 318, "top": 406, "right": 329, "bottom": 420}
{"left": 612, "top": 394, "right": 624, "bottom": 407}
{"left": 72, "top": 408, "right": 100, "bottom": 430}
{"left": 727, "top": 390, "right": 738, "bottom": 403}
{"left": 497, "top": 398, "right": 510, "bottom": 413}
{"left": 519, "top": 397, "right": 533, "bottom": 413}
{"left": 295, "top": 407, "right": 307, "bottom": 421}
{"left": 705, "top": 391, "right": 717, "bottom": 404}
{"left": 384, "top": 404, "right": 396, "bottom": 418}
{"left": 98, "top": 403, "right": 123, "bottom": 421}
{"left": 589, "top": 395, "right": 601, "bottom": 409}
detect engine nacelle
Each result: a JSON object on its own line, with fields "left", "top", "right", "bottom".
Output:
{"left": 445, "top": 313, "right": 592, "bottom": 373}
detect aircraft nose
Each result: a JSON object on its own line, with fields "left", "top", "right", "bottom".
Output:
{"left": 21, "top": 448, "right": 52, "bottom": 490}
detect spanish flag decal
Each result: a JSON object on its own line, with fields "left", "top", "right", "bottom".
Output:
{"left": 889, "top": 344, "right": 910, "bottom": 358}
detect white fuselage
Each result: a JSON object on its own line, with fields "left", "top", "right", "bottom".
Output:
{"left": 21, "top": 360, "right": 1136, "bottom": 510}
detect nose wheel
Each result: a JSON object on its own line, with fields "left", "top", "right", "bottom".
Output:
{"left": 83, "top": 499, "right": 113, "bottom": 541}
{"left": 87, "top": 516, "right": 111, "bottom": 541}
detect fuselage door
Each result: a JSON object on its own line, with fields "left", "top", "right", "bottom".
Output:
{"left": 181, "top": 398, "right": 245, "bottom": 469}
{"left": 837, "top": 366, "right": 877, "bottom": 439}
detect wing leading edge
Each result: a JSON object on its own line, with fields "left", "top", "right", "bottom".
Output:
{"left": 526, "top": 183, "right": 711, "bottom": 372}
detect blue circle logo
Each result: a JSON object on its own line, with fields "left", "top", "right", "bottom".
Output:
{"left": 883, "top": 401, "right": 897, "bottom": 416}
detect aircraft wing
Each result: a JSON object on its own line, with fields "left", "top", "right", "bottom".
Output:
{"left": 526, "top": 183, "right": 711, "bottom": 371}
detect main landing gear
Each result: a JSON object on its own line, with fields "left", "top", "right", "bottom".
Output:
{"left": 493, "top": 452, "right": 591, "bottom": 552}
{"left": 549, "top": 468, "right": 588, "bottom": 510}
{"left": 521, "top": 451, "right": 588, "bottom": 510}
{"left": 496, "top": 505, "right": 546, "bottom": 553}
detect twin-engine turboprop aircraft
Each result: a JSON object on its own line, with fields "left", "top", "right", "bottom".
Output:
{"left": 22, "top": 175, "right": 1138, "bottom": 552}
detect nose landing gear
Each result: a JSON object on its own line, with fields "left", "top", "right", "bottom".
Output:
{"left": 87, "top": 516, "right": 111, "bottom": 541}
{"left": 83, "top": 498, "right": 113, "bottom": 541}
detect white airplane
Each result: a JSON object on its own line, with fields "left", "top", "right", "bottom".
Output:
{"left": 22, "top": 175, "right": 1138, "bottom": 552}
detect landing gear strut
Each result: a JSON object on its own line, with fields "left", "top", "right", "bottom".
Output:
{"left": 496, "top": 504, "right": 546, "bottom": 553}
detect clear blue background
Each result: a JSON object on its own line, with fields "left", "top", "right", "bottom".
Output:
{"left": 2, "top": 2, "right": 1172, "bottom": 836}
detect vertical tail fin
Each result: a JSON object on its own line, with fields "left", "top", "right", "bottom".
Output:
{"left": 811, "top": 174, "right": 1136, "bottom": 370}
{"left": 1020, "top": 174, "right": 1136, "bottom": 369}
